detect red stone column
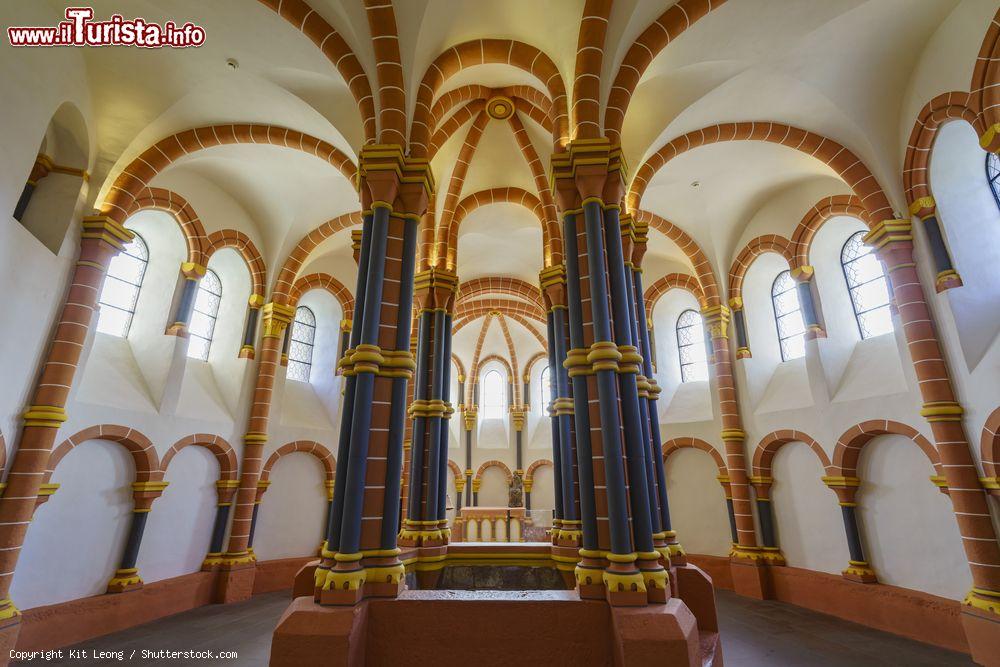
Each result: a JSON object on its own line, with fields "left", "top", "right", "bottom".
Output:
{"left": 864, "top": 220, "right": 1000, "bottom": 642}
{"left": 0, "top": 216, "right": 133, "bottom": 642}
{"left": 702, "top": 306, "right": 778, "bottom": 598}
{"left": 216, "top": 301, "right": 296, "bottom": 601}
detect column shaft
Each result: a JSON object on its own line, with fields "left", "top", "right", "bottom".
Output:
{"left": 0, "top": 216, "right": 132, "bottom": 620}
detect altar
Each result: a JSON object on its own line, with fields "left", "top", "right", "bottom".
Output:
{"left": 453, "top": 506, "right": 526, "bottom": 542}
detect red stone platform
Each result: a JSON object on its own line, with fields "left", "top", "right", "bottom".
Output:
{"left": 270, "top": 589, "right": 719, "bottom": 666}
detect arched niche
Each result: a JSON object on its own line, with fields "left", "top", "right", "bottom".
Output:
{"left": 11, "top": 440, "right": 133, "bottom": 608}
{"left": 140, "top": 445, "right": 218, "bottom": 582}
{"left": 253, "top": 452, "right": 327, "bottom": 561}
{"left": 16, "top": 102, "right": 89, "bottom": 254}
{"left": 856, "top": 434, "right": 971, "bottom": 600}
{"left": 771, "top": 442, "right": 847, "bottom": 575}
{"left": 663, "top": 447, "right": 731, "bottom": 557}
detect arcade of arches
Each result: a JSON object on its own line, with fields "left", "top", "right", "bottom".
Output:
{"left": 2, "top": 1, "right": 1000, "bottom": 665}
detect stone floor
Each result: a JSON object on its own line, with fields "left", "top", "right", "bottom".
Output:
{"left": 16, "top": 589, "right": 974, "bottom": 666}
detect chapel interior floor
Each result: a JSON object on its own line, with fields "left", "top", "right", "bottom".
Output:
{"left": 15, "top": 588, "right": 974, "bottom": 666}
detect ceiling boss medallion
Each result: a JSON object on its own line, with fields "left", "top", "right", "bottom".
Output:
{"left": 486, "top": 95, "right": 514, "bottom": 120}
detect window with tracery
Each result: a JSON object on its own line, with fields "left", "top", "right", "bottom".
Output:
{"left": 286, "top": 306, "right": 317, "bottom": 381}
{"left": 96, "top": 233, "right": 148, "bottom": 338}
{"left": 675, "top": 309, "right": 708, "bottom": 382}
{"left": 187, "top": 269, "right": 222, "bottom": 361}
{"left": 771, "top": 270, "right": 805, "bottom": 361}
{"left": 841, "top": 231, "right": 893, "bottom": 339}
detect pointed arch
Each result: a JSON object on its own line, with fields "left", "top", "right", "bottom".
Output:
{"left": 629, "top": 122, "right": 895, "bottom": 225}
{"left": 161, "top": 434, "right": 238, "bottom": 481}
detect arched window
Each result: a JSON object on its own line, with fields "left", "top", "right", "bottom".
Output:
{"left": 540, "top": 365, "right": 552, "bottom": 415}
{"left": 287, "top": 306, "right": 317, "bottom": 382}
{"left": 482, "top": 369, "right": 506, "bottom": 419}
{"left": 675, "top": 309, "right": 708, "bottom": 382}
{"left": 987, "top": 152, "right": 1000, "bottom": 212}
{"left": 771, "top": 270, "right": 805, "bottom": 361}
{"left": 96, "top": 233, "right": 148, "bottom": 338}
{"left": 841, "top": 231, "right": 893, "bottom": 339}
{"left": 187, "top": 269, "right": 222, "bottom": 361}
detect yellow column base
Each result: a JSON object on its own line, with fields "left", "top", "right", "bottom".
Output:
{"left": 106, "top": 568, "right": 143, "bottom": 593}
{"left": 964, "top": 587, "right": 1000, "bottom": 615}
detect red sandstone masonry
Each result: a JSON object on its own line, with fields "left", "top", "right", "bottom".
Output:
{"left": 751, "top": 430, "right": 832, "bottom": 480}
{"left": 260, "top": 441, "right": 335, "bottom": 484}
{"left": 410, "top": 39, "right": 569, "bottom": 157}
{"left": 633, "top": 210, "right": 720, "bottom": 307}
{"left": 256, "top": 0, "right": 375, "bottom": 142}
{"left": 102, "top": 125, "right": 356, "bottom": 225}
{"left": 643, "top": 273, "right": 706, "bottom": 321}
{"left": 363, "top": 0, "right": 406, "bottom": 146}
{"left": 272, "top": 212, "right": 362, "bottom": 307}
{"left": 507, "top": 112, "right": 562, "bottom": 266}
{"left": 0, "top": 228, "right": 129, "bottom": 612}
{"left": 572, "top": 0, "right": 612, "bottom": 140}
{"left": 604, "top": 0, "right": 727, "bottom": 144}
{"left": 728, "top": 235, "right": 794, "bottom": 302}
{"left": 628, "top": 122, "right": 894, "bottom": 225}
{"left": 789, "top": 195, "right": 868, "bottom": 270}
{"left": 288, "top": 273, "right": 355, "bottom": 321}
{"left": 159, "top": 434, "right": 238, "bottom": 495}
